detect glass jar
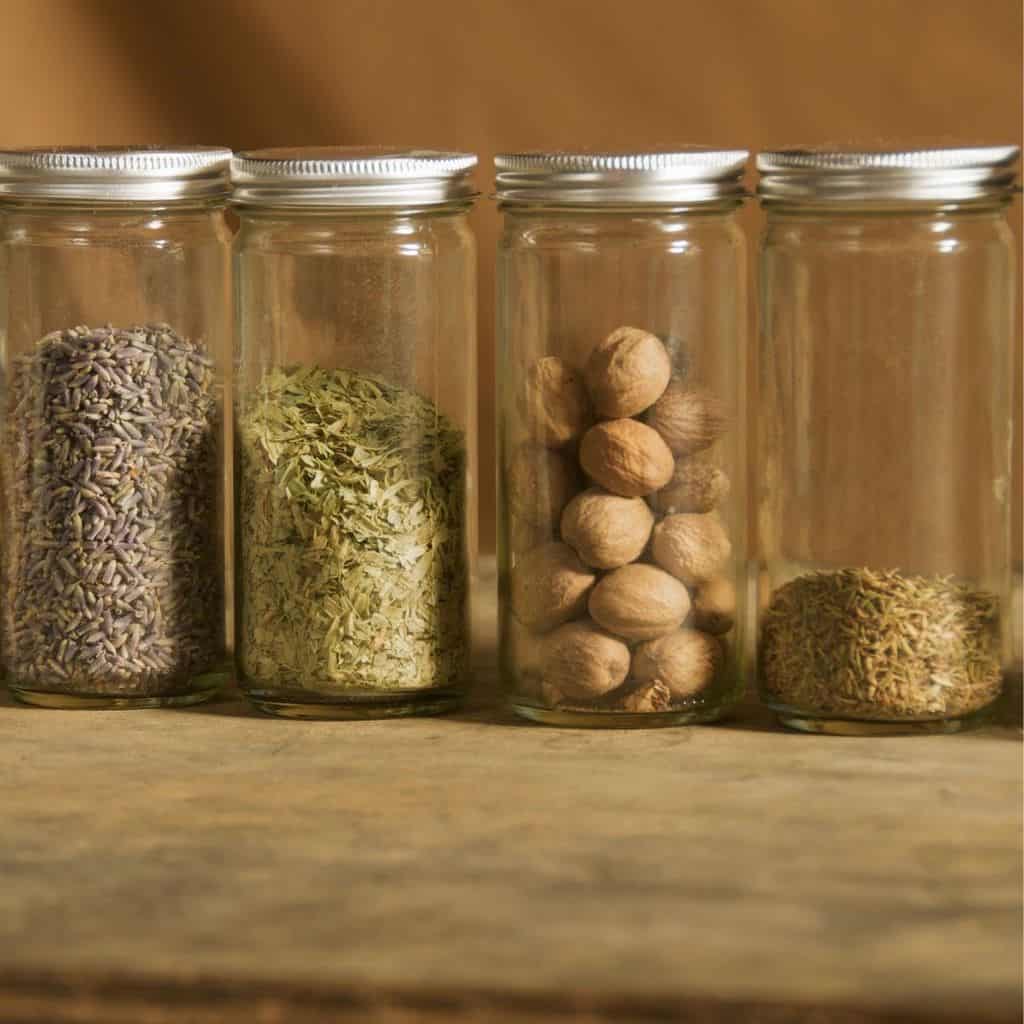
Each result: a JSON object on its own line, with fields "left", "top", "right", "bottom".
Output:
{"left": 495, "top": 150, "right": 750, "bottom": 726}
{"left": 755, "top": 146, "right": 1019, "bottom": 734}
{"left": 232, "top": 148, "right": 477, "bottom": 719}
{"left": 0, "top": 146, "right": 232, "bottom": 708}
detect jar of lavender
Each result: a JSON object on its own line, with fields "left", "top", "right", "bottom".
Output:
{"left": 0, "top": 147, "right": 232, "bottom": 708}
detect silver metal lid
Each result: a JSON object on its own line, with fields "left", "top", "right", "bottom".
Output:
{"left": 494, "top": 149, "right": 749, "bottom": 205}
{"left": 230, "top": 147, "right": 479, "bottom": 208}
{"left": 0, "top": 146, "right": 232, "bottom": 202}
{"left": 757, "top": 146, "right": 1020, "bottom": 203}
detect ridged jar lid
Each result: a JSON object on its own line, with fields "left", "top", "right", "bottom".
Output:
{"left": 494, "top": 149, "right": 749, "bottom": 205}
{"left": 0, "top": 146, "right": 232, "bottom": 202}
{"left": 757, "top": 146, "right": 1021, "bottom": 202}
{"left": 231, "top": 147, "right": 479, "bottom": 208}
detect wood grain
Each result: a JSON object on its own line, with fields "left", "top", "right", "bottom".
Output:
{"left": 0, "top": 574, "right": 1020, "bottom": 1022}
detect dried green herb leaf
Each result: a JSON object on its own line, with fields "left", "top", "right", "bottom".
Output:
{"left": 238, "top": 365, "right": 467, "bottom": 693}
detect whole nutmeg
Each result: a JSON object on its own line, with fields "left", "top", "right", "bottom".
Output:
{"left": 506, "top": 614, "right": 544, "bottom": 687}
{"left": 540, "top": 619, "right": 631, "bottom": 700}
{"left": 578, "top": 419, "right": 674, "bottom": 498}
{"left": 510, "top": 541, "right": 596, "bottom": 632}
{"left": 508, "top": 513, "right": 553, "bottom": 565}
{"left": 539, "top": 680, "right": 569, "bottom": 707}
{"left": 560, "top": 488, "right": 654, "bottom": 570}
{"left": 632, "top": 628, "right": 723, "bottom": 699}
{"left": 655, "top": 454, "right": 730, "bottom": 514}
{"left": 616, "top": 678, "right": 673, "bottom": 713}
{"left": 584, "top": 326, "right": 672, "bottom": 419}
{"left": 519, "top": 356, "right": 591, "bottom": 448}
{"left": 646, "top": 382, "right": 726, "bottom": 456}
{"left": 507, "top": 443, "right": 577, "bottom": 530}
{"left": 651, "top": 512, "right": 731, "bottom": 587}
{"left": 588, "top": 563, "right": 691, "bottom": 641}
{"left": 691, "top": 574, "right": 736, "bottom": 635}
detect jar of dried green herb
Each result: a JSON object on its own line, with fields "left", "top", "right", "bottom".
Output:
{"left": 231, "top": 148, "right": 478, "bottom": 719}
{"left": 0, "top": 146, "right": 232, "bottom": 708}
{"left": 755, "top": 146, "right": 1019, "bottom": 734}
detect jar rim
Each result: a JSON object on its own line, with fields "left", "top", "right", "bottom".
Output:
{"left": 0, "top": 146, "right": 232, "bottom": 203}
{"left": 230, "top": 147, "right": 479, "bottom": 209}
{"left": 756, "top": 145, "right": 1020, "bottom": 203}
{"left": 494, "top": 148, "right": 749, "bottom": 205}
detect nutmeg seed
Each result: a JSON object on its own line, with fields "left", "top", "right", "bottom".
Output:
{"left": 540, "top": 619, "right": 631, "bottom": 700}
{"left": 651, "top": 512, "right": 732, "bottom": 587}
{"left": 508, "top": 513, "right": 553, "bottom": 565}
{"left": 584, "top": 326, "right": 672, "bottom": 419}
{"left": 632, "top": 628, "right": 723, "bottom": 699}
{"left": 519, "top": 356, "right": 591, "bottom": 448}
{"left": 691, "top": 574, "right": 736, "bottom": 635}
{"left": 506, "top": 615, "right": 545, "bottom": 693}
{"left": 646, "top": 382, "right": 726, "bottom": 457}
{"left": 654, "top": 454, "right": 730, "bottom": 514}
{"left": 510, "top": 541, "right": 596, "bottom": 632}
{"left": 560, "top": 488, "right": 654, "bottom": 569}
{"left": 616, "top": 678, "right": 673, "bottom": 713}
{"left": 579, "top": 419, "right": 674, "bottom": 498}
{"left": 588, "top": 563, "right": 691, "bottom": 641}
{"left": 507, "top": 442, "right": 577, "bottom": 530}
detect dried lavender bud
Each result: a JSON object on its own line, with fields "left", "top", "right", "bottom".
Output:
{"left": 2, "top": 324, "right": 221, "bottom": 697}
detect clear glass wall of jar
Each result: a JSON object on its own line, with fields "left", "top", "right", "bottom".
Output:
{"left": 231, "top": 148, "right": 477, "bottom": 719}
{"left": 495, "top": 150, "right": 749, "bottom": 726}
{"left": 0, "top": 147, "right": 232, "bottom": 708}
{"left": 755, "top": 146, "right": 1019, "bottom": 734}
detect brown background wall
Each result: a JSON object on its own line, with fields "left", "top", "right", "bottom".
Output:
{"left": 0, "top": 0, "right": 1020, "bottom": 556}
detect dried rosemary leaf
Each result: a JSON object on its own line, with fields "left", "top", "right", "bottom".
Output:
{"left": 759, "top": 568, "right": 1002, "bottom": 720}
{"left": 237, "top": 365, "right": 467, "bottom": 692}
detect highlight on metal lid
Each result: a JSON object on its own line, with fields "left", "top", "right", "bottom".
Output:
{"left": 230, "top": 147, "right": 479, "bottom": 207}
{"left": 494, "top": 148, "right": 750, "bottom": 205}
{"left": 0, "top": 146, "right": 233, "bottom": 202}
{"left": 756, "top": 145, "right": 1021, "bottom": 203}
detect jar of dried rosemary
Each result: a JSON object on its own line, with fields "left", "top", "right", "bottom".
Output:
{"left": 0, "top": 147, "right": 232, "bottom": 708}
{"left": 755, "top": 146, "right": 1018, "bottom": 734}
{"left": 231, "top": 148, "right": 477, "bottom": 718}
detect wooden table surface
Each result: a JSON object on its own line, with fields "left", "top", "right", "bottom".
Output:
{"left": 1, "top": 574, "right": 1021, "bottom": 1024}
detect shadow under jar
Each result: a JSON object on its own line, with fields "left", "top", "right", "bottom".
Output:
{"left": 495, "top": 150, "right": 750, "bottom": 727}
{"left": 755, "top": 146, "right": 1019, "bottom": 735}
{"left": 231, "top": 148, "right": 478, "bottom": 719}
{"left": 0, "top": 147, "right": 232, "bottom": 708}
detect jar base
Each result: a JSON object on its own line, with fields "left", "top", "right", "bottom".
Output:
{"left": 774, "top": 709, "right": 992, "bottom": 736}
{"left": 511, "top": 700, "right": 728, "bottom": 729}
{"left": 9, "top": 684, "right": 222, "bottom": 710}
{"left": 244, "top": 689, "right": 463, "bottom": 720}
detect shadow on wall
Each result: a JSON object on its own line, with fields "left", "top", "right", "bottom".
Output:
{"left": 89, "top": 2, "right": 343, "bottom": 147}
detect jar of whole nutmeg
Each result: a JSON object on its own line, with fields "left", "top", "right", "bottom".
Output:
{"left": 495, "top": 150, "right": 749, "bottom": 726}
{"left": 756, "top": 146, "right": 1019, "bottom": 734}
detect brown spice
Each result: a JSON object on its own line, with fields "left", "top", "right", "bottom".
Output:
{"left": 510, "top": 541, "right": 595, "bottom": 632}
{"left": 519, "top": 356, "right": 591, "bottom": 448}
{"left": 578, "top": 419, "right": 674, "bottom": 498}
{"left": 646, "top": 383, "right": 726, "bottom": 457}
{"left": 584, "top": 326, "right": 671, "bottom": 419}
{"left": 759, "top": 568, "right": 1002, "bottom": 721}
{"left": 560, "top": 488, "right": 654, "bottom": 569}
